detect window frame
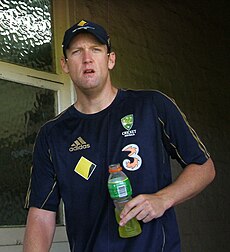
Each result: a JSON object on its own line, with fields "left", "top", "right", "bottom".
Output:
{"left": 0, "top": 0, "right": 72, "bottom": 248}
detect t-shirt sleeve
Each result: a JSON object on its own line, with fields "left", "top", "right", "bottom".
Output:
{"left": 25, "top": 125, "right": 60, "bottom": 211}
{"left": 153, "top": 91, "right": 210, "bottom": 168}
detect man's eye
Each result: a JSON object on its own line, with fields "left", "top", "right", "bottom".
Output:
{"left": 72, "top": 50, "right": 80, "bottom": 55}
{"left": 92, "top": 47, "right": 101, "bottom": 52}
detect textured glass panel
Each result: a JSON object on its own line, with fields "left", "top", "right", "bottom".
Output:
{"left": 0, "top": 0, "right": 53, "bottom": 72}
{"left": 0, "top": 80, "right": 57, "bottom": 226}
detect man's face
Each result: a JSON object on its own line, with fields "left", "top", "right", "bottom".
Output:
{"left": 61, "top": 33, "right": 115, "bottom": 93}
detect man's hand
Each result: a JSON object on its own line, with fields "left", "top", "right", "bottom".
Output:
{"left": 119, "top": 194, "right": 168, "bottom": 226}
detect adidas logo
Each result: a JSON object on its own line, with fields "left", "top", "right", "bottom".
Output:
{"left": 69, "top": 137, "right": 91, "bottom": 152}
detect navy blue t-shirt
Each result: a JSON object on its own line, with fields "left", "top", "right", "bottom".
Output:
{"left": 26, "top": 89, "right": 209, "bottom": 252}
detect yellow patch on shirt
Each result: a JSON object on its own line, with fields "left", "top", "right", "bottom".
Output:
{"left": 74, "top": 156, "right": 96, "bottom": 180}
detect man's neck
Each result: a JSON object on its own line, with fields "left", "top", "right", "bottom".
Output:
{"left": 74, "top": 86, "right": 118, "bottom": 114}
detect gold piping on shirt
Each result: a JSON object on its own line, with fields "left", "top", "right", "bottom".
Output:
{"left": 40, "top": 149, "right": 57, "bottom": 209}
{"left": 24, "top": 166, "right": 33, "bottom": 209}
{"left": 24, "top": 149, "right": 56, "bottom": 209}
{"left": 156, "top": 91, "right": 210, "bottom": 160}
{"left": 40, "top": 179, "right": 57, "bottom": 209}
{"left": 158, "top": 117, "right": 187, "bottom": 166}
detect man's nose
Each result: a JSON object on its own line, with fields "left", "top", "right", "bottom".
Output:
{"left": 82, "top": 50, "right": 93, "bottom": 63}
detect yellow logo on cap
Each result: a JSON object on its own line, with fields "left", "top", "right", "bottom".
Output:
{"left": 78, "top": 20, "right": 87, "bottom": 27}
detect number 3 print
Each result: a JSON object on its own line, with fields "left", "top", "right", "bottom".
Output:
{"left": 122, "top": 144, "right": 142, "bottom": 171}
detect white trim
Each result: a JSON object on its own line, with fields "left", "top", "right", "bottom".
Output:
{"left": 0, "top": 61, "right": 64, "bottom": 90}
{"left": 0, "top": 226, "right": 68, "bottom": 246}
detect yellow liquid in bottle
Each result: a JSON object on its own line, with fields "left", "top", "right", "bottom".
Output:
{"left": 115, "top": 208, "right": 142, "bottom": 238}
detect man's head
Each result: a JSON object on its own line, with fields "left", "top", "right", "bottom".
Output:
{"left": 60, "top": 21, "right": 116, "bottom": 95}
{"left": 62, "top": 19, "right": 111, "bottom": 59}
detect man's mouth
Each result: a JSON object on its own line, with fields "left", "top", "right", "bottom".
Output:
{"left": 84, "top": 69, "right": 95, "bottom": 74}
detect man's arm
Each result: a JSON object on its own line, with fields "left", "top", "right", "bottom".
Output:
{"left": 119, "top": 158, "right": 215, "bottom": 225}
{"left": 23, "top": 207, "right": 56, "bottom": 252}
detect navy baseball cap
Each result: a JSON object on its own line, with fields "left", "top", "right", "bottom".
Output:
{"left": 62, "top": 19, "right": 111, "bottom": 57}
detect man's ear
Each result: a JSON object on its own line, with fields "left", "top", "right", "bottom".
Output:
{"left": 108, "top": 52, "right": 116, "bottom": 70}
{"left": 60, "top": 57, "right": 69, "bottom": 73}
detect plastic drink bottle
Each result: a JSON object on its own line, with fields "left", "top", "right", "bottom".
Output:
{"left": 108, "top": 163, "right": 142, "bottom": 238}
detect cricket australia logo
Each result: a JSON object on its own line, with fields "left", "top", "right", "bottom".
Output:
{"left": 121, "top": 114, "right": 136, "bottom": 137}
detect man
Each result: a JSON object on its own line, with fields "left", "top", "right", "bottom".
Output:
{"left": 23, "top": 20, "right": 215, "bottom": 252}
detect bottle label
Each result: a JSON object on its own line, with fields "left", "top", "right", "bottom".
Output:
{"left": 108, "top": 177, "right": 132, "bottom": 199}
